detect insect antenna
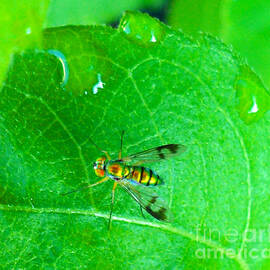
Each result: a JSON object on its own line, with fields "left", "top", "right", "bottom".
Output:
{"left": 118, "top": 130, "right": 125, "bottom": 159}
{"left": 87, "top": 135, "right": 112, "bottom": 160}
{"left": 88, "top": 136, "right": 103, "bottom": 152}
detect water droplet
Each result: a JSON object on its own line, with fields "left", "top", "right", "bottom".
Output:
{"left": 119, "top": 11, "right": 164, "bottom": 47}
{"left": 122, "top": 23, "right": 131, "bottom": 34}
{"left": 47, "top": 49, "right": 69, "bottom": 87}
{"left": 26, "top": 27, "right": 31, "bottom": 35}
{"left": 235, "top": 64, "right": 270, "bottom": 124}
{"left": 92, "top": 73, "right": 105, "bottom": 95}
{"left": 150, "top": 31, "right": 157, "bottom": 43}
{"left": 248, "top": 96, "right": 258, "bottom": 113}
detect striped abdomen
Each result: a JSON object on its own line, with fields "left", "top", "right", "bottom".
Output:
{"left": 126, "top": 166, "right": 162, "bottom": 186}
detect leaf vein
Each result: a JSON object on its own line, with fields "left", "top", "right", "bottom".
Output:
{"left": 0, "top": 203, "right": 249, "bottom": 270}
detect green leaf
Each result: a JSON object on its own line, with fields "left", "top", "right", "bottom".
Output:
{"left": 0, "top": 0, "right": 49, "bottom": 87}
{"left": 45, "top": 0, "right": 165, "bottom": 26}
{"left": 167, "top": 0, "right": 270, "bottom": 90}
{"left": 1, "top": 11, "right": 270, "bottom": 269}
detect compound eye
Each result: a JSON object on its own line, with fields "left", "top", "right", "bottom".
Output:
{"left": 93, "top": 162, "right": 97, "bottom": 169}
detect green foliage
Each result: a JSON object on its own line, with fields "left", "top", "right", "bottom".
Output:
{"left": 46, "top": 0, "right": 165, "bottom": 26}
{"left": 1, "top": 9, "right": 270, "bottom": 270}
{"left": 168, "top": 0, "right": 270, "bottom": 89}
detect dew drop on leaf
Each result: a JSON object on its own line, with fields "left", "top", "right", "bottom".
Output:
{"left": 47, "top": 49, "right": 69, "bottom": 87}
{"left": 234, "top": 64, "right": 270, "bottom": 124}
{"left": 119, "top": 11, "right": 164, "bottom": 47}
{"left": 92, "top": 73, "right": 105, "bottom": 95}
{"left": 25, "top": 27, "right": 32, "bottom": 35}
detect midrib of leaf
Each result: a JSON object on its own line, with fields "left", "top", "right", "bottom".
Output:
{"left": 0, "top": 203, "right": 249, "bottom": 269}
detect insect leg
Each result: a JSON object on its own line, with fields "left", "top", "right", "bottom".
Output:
{"left": 61, "top": 176, "right": 109, "bottom": 196}
{"left": 88, "top": 176, "right": 109, "bottom": 187}
{"left": 118, "top": 130, "right": 125, "bottom": 159}
{"left": 108, "top": 182, "right": 118, "bottom": 230}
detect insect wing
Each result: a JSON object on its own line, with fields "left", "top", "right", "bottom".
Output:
{"left": 122, "top": 144, "right": 186, "bottom": 164}
{"left": 119, "top": 179, "right": 171, "bottom": 221}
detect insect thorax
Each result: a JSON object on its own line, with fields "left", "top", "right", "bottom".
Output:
{"left": 106, "top": 161, "right": 129, "bottom": 180}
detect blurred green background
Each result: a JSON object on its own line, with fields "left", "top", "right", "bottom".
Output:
{"left": 1, "top": 0, "right": 270, "bottom": 90}
{"left": 46, "top": 0, "right": 270, "bottom": 92}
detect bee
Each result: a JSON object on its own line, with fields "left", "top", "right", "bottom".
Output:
{"left": 63, "top": 132, "right": 186, "bottom": 229}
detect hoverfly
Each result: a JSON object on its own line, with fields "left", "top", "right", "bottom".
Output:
{"left": 63, "top": 132, "right": 186, "bottom": 229}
